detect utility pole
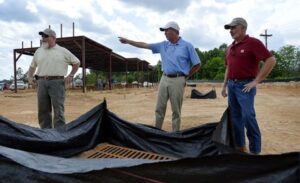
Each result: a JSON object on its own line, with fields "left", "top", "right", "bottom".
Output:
{"left": 260, "top": 29, "right": 272, "bottom": 49}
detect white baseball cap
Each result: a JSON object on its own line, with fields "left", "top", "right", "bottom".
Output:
{"left": 159, "top": 21, "right": 180, "bottom": 31}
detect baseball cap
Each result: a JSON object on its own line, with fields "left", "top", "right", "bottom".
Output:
{"left": 159, "top": 21, "right": 180, "bottom": 31}
{"left": 224, "top": 17, "right": 247, "bottom": 29}
{"left": 39, "top": 28, "right": 56, "bottom": 37}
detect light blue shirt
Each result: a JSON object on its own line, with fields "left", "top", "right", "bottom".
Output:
{"left": 149, "top": 38, "right": 201, "bottom": 75}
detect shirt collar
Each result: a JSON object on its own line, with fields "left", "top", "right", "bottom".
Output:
{"left": 231, "top": 35, "right": 249, "bottom": 46}
{"left": 167, "top": 37, "right": 182, "bottom": 46}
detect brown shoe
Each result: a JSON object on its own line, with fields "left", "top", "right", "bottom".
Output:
{"left": 237, "top": 146, "right": 246, "bottom": 153}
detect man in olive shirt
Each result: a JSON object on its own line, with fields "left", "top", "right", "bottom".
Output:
{"left": 27, "top": 28, "right": 80, "bottom": 129}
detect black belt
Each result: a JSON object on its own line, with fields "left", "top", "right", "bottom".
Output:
{"left": 229, "top": 78, "right": 254, "bottom": 82}
{"left": 37, "top": 76, "right": 64, "bottom": 80}
{"left": 163, "top": 73, "right": 186, "bottom": 78}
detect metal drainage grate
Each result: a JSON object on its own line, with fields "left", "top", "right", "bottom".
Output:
{"left": 78, "top": 143, "right": 174, "bottom": 160}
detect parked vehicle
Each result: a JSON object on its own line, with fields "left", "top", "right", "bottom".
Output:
{"left": 74, "top": 79, "right": 83, "bottom": 87}
{"left": 0, "top": 82, "right": 7, "bottom": 90}
{"left": 9, "top": 81, "right": 26, "bottom": 90}
{"left": 143, "top": 81, "right": 153, "bottom": 87}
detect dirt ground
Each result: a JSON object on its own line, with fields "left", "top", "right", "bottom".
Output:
{"left": 0, "top": 82, "right": 299, "bottom": 155}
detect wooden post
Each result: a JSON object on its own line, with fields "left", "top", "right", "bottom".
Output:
{"left": 82, "top": 37, "right": 86, "bottom": 93}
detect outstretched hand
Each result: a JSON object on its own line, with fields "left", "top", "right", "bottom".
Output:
{"left": 118, "top": 37, "right": 129, "bottom": 44}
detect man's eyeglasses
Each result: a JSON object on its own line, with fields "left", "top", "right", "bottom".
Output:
{"left": 41, "top": 34, "right": 49, "bottom": 38}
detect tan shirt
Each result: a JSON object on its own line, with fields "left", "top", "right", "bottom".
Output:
{"left": 30, "top": 44, "right": 80, "bottom": 76}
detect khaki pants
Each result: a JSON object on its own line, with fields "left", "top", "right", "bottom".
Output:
{"left": 37, "top": 79, "right": 65, "bottom": 129}
{"left": 155, "top": 75, "right": 186, "bottom": 131}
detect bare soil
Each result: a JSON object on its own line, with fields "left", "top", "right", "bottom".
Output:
{"left": 0, "top": 82, "right": 299, "bottom": 155}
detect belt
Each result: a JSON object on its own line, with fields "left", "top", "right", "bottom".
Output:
{"left": 163, "top": 73, "right": 186, "bottom": 78}
{"left": 229, "top": 78, "right": 254, "bottom": 82}
{"left": 37, "top": 76, "right": 64, "bottom": 80}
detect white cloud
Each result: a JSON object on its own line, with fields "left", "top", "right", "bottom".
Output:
{"left": 26, "top": 2, "right": 38, "bottom": 13}
{"left": 0, "top": 0, "right": 299, "bottom": 80}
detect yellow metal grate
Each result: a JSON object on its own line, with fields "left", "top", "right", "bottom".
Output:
{"left": 77, "top": 143, "right": 174, "bottom": 160}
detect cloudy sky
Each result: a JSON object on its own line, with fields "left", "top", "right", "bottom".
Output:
{"left": 0, "top": 0, "right": 299, "bottom": 80}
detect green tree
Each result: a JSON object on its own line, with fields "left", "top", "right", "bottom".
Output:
{"left": 152, "top": 60, "right": 162, "bottom": 82}
{"left": 196, "top": 45, "right": 226, "bottom": 80}
{"left": 296, "top": 49, "right": 300, "bottom": 74}
{"left": 202, "top": 57, "right": 225, "bottom": 80}
{"left": 11, "top": 67, "right": 26, "bottom": 82}
{"left": 268, "top": 51, "right": 285, "bottom": 78}
{"left": 277, "top": 45, "right": 299, "bottom": 77}
{"left": 219, "top": 43, "right": 228, "bottom": 52}
{"left": 86, "top": 72, "right": 97, "bottom": 85}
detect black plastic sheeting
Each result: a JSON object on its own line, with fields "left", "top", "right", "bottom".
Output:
{"left": 0, "top": 101, "right": 299, "bottom": 182}
{"left": 191, "top": 88, "right": 217, "bottom": 99}
{"left": 0, "top": 151, "right": 298, "bottom": 183}
{"left": 0, "top": 101, "right": 231, "bottom": 158}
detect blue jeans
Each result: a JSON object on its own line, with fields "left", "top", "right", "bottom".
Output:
{"left": 227, "top": 80, "right": 261, "bottom": 154}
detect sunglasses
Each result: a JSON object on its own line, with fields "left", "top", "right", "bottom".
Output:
{"left": 41, "top": 34, "right": 49, "bottom": 38}
{"left": 229, "top": 26, "right": 237, "bottom": 30}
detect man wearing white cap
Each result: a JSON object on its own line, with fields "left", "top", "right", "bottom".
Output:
{"left": 27, "top": 28, "right": 80, "bottom": 129}
{"left": 221, "top": 17, "right": 276, "bottom": 154}
{"left": 119, "top": 21, "right": 201, "bottom": 132}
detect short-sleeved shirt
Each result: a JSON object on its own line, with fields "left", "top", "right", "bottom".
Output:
{"left": 30, "top": 44, "right": 80, "bottom": 76}
{"left": 225, "top": 35, "right": 272, "bottom": 80}
{"left": 149, "top": 37, "right": 201, "bottom": 75}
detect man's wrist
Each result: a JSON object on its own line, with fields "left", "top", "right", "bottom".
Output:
{"left": 69, "top": 74, "right": 74, "bottom": 77}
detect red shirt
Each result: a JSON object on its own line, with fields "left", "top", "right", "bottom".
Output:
{"left": 225, "top": 35, "right": 272, "bottom": 80}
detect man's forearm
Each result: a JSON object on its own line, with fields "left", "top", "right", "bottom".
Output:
{"left": 254, "top": 56, "right": 276, "bottom": 83}
{"left": 223, "top": 67, "right": 228, "bottom": 88}
{"left": 187, "top": 64, "right": 201, "bottom": 79}
{"left": 27, "top": 67, "right": 36, "bottom": 78}
{"left": 119, "top": 37, "right": 149, "bottom": 49}
{"left": 69, "top": 63, "right": 80, "bottom": 77}
{"left": 127, "top": 40, "right": 149, "bottom": 49}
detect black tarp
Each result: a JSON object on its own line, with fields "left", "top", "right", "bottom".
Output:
{"left": 191, "top": 88, "right": 217, "bottom": 99}
{"left": 0, "top": 101, "right": 299, "bottom": 182}
{"left": 0, "top": 101, "right": 231, "bottom": 158}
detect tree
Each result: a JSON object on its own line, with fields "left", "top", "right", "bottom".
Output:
{"left": 268, "top": 51, "right": 284, "bottom": 78}
{"left": 196, "top": 45, "right": 226, "bottom": 80}
{"left": 154, "top": 60, "right": 162, "bottom": 82}
{"left": 219, "top": 43, "right": 228, "bottom": 52}
{"left": 277, "top": 45, "right": 299, "bottom": 77}
{"left": 10, "top": 67, "right": 26, "bottom": 82}
{"left": 201, "top": 57, "right": 225, "bottom": 80}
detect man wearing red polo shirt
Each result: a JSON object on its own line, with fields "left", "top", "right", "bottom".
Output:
{"left": 221, "top": 17, "right": 276, "bottom": 154}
